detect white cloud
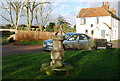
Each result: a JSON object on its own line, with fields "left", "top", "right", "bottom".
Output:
{"left": 45, "top": 0, "right": 120, "bottom": 2}
{"left": 88, "top": 2, "right": 101, "bottom": 8}
{"left": 52, "top": 2, "right": 70, "bottom": 11}
{"left": 59, "top": 4, "right": 69, "bottom": 10}
{"left": 52, "top": 2, "right": 61, "bottom": 7}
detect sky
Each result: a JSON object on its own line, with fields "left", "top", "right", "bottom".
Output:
{"left": 0, "top": 0, "right": 120, "bottom": 27}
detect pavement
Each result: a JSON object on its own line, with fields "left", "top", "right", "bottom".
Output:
{"left": 112, "top": 42, "right": 120, "bottom": 48}
{"left": 1, "top": 45, "right": 47, "bottom": 56}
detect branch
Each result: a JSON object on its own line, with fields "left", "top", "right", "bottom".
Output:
{"left": 32, "top": 2, "right": 50, "bottom": 10}
{"left": 1, "top": 2, "right": 10, "bottom": 14}
{"left": 0, "top": 14, "right": 13, "bottom": 24}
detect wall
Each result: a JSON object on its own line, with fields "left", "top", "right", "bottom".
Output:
{"left": 118, "top": 20, "right": 120, "bottom": 40}
{"left": 76, "top": 16, "right": 111, "bottom": 33}
{"left": 111, "top": 17, "right": 119, "bottom": 41}
{"left": 16, "top": 30, "right": 56, "bottom": 41}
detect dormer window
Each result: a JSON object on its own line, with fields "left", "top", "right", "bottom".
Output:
{"left": 96, "top": 17, "right": 99, "bottom": 24}
{"left": 81, "top": 18, "right": 86, "bottom": 25}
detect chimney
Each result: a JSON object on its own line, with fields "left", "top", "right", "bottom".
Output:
{"left": 109, "top": 8, "right": 116, "bottom": 15}
{"left": 102, "top": 2, "right": 109, "bottom": 10}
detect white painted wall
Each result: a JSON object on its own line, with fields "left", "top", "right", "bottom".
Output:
{"left": 111, "top": 17, "right": 119, "bottom": 41}
{"left": 118, "top": 21, "right": 120, "bottom": 40}
{"left": 76, "top": 16, "right": 119, "bottom": 41}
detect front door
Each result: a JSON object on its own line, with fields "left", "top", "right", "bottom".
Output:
{"left": 101, "top": 30, "right": 105, "bottom": 39}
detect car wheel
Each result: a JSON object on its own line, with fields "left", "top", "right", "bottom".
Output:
{"left": 107, "top": 46, "right": 112, "bottom": 49}
{"left": 94, "top": 46, "right": 98, "bottom": 50}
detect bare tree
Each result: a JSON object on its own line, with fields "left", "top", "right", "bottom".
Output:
{"left": 0, "top": 0, "right": 23, "bottom": 30}
{"left": 24, "top": 0, "right": 50, "bottom": 30}
{"left": 34, "top": 4, "right": 52, "bottom": 31}
{"left": 55, "top": 15, "right": 71, "bottom": 33}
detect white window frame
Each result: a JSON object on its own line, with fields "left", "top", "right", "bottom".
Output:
{"left": 81, "top": 18, "right": 86, "bottom": 25}
{"left": 96, "top": 17, "right": 99, "bottom": 24}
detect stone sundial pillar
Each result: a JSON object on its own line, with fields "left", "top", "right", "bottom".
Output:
{"left": 40, "top": 34, "right": 73, "bottom": 76}
{"left": 50, "top": 35, "right": 64, "bottom": 67}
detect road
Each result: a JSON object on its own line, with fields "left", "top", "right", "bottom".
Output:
{"left": 1, "top": 42, "right": 119, "bottom": 56}
{"left": 1, "top": 45, "right": 47, "bottom": 56}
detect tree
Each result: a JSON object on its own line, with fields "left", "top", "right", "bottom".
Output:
{"left": 6, "top": 24, "right": 13, "bottom": 29}
{"left": 57, "top": 15, "right": 67, "bottom": 24}
{"left": 55, "top": 15, "right": 71, "bottom": 33}
{"left": 34, "top": 3, "right": 52, "bottom": 31}
{"left": 74, "top": 24, "right": 76, "bottom": 29}
{"left": 46, "top": 22, "right": 55, "bottom": 32}
{"left": 0, "top": 0, "right": 24, "bottom": 30}
{"left": 24, "top": 0, "right": 50, "bottom": 30}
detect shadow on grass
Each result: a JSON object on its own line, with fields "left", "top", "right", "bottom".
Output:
{"left": 65, "top": 50, "right": 91, "bottom": 66}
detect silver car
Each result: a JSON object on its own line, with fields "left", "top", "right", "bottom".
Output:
{"left": 42, "top": 39, "right": 53, "bottom": 51}
{"left": 42, "top": 33, "right": 94, "bottom": 51}
{"left": 42, "top": 33, "right": 76, "bottom": 51}
{"left": 63, "top": 33, "right": 91, "bottom": 50}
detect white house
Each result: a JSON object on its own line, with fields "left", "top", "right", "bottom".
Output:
{"left": 76, "top": 2, "right": 120, "bottom": 41}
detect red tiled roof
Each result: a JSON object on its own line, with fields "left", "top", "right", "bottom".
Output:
{"left": 76, "top": 7, "right": 111, "bottom": 18}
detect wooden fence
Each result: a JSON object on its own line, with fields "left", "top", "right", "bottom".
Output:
{"left": 16, "top": 30, "right": 55, "bottom": 41}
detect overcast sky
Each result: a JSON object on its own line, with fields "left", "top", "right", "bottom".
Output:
{"left": 0, "top": 0, "right": 119, "bottom": 27}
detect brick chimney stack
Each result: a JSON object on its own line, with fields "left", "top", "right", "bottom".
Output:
{"left": 102, "top": 2, "right": 116, "bottom": 15}
{"left": 109, "top": 8, "right": 116, "bottom": 15}
{"left": 102, "top": 2, "right": 109, "bottom": 10}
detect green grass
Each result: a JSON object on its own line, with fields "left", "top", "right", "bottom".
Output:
{"left": 111, "top": 40, "right": 120, "bottom": 43}
{"left": 19, "top": 41, "right": 43, "bottom": 45}
{"left": 1, "top": 34, "right": 10, "bottom": 45}
{"left": 2, "top": 48, "right": 119, "bottom": 79}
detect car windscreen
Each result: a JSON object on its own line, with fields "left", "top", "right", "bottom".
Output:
{"left": 64, "top": 34, "right": 74, "bottom": 40}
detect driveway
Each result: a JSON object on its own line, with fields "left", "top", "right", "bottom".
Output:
{"left": 1, "top": 45, "right": 47, "bottom": 56}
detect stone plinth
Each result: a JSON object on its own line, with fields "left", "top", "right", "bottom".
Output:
{"left": 50, "top": 35, "right": 64, "bottom": 67}
{"left": 40, "top": 35, "right": 73, "bottom": 76}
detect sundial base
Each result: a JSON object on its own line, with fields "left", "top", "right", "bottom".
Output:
{"left": 40, "top": 62, "right": 73, "bottom": 76}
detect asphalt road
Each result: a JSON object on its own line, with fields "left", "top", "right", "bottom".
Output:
{"left": 1, "top": 45, "right": 47, "bottom": 56}
{"left": 1, "top": 42, "right": 119, "bottom": 56}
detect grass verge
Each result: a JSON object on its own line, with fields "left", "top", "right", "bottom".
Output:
{"left": 2, "top": 48, "right": 119, "bottom": 79}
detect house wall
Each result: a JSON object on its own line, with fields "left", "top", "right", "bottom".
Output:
{"left": 95, "top": 24, "right": 111, "bottom": 41}
{"left": 118, "top": 20, "right": 120, "bottom": 40}
{"left": 111, "top": 17, "right": 119, "bottom": 41}
{"left": 76, "top": 16, "right": 119, "bottom": 41}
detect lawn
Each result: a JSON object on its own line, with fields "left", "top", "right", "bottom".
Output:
{"left": 2, "top": 48, "right": 119, "bottom": 79}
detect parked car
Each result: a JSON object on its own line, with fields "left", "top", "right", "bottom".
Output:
{"left": 42, "top": 33, "right": 112, "bottom": 51}
{"left": 42, "top": 33, "right": 76, "bottom": 51}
